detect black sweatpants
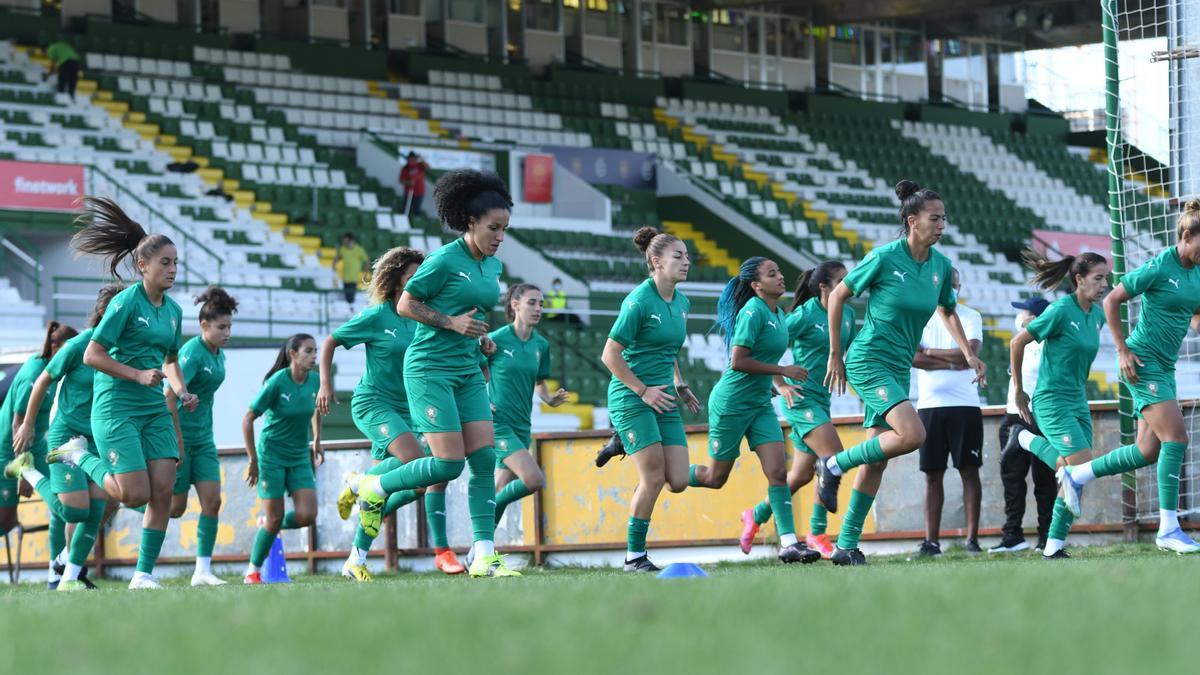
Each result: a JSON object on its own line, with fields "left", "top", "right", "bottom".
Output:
{"left": 998, "top": 413, "right": 1056, "bottom": 543}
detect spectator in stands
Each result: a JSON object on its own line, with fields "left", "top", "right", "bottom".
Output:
{"left": 992, "top": 296, "right": 1055, "bottom": 553}
{"left": 545, "top": 277, "right": 575, "bottom": 324}
{"left": 912, "top": 268, "right": 984, "bottom": 556}
{"left": 44, "top": 38, "right": 81, "bottom": 98}
{"left": 333, "top": 233, "right": 368, "bottom": 305}
{"left": 399, "top": 152, "right": 429, "bottom": 217}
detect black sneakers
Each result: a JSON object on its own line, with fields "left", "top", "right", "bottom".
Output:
{"left": 814, "top": 458, "right": 841, "bottom": 513}
{"left": 778, "top": 542, "right": 821, "bottom": 564}
{"left": 623, "top": 554, "right": 661, "bottom": 573}
{"left": 917, "top": 540, "right": 943, "bottom": 557}
{"left": 1042, "top": 548, "right": 1071, "bottom": 560}
{"left": 988, "top": 536, "right": 1031, "bottom": 553}
{"left": 595, "top": 431, "right": 627, "bottom": 468}
{"left": 831, "top": 547, "right": 867, "bottom": 566}
{"left": 964, "top": 539, "right": 983, "bottom": 554}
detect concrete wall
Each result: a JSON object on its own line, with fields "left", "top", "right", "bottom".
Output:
{"left": 582, "top": 35, "right": 620, "bottom": 70}
{"left": 780, "top": 57, "right": 813, "bottom": 90}
{"left": 136, "top": 0, "right": 178, "bottom": 22}
{"left": 710, "top": 51, "right": 745, "bottom": 81}
{"left": 61, "top": 0, "right": 111, "bottom": 21}
{"left": 310, "top": 5, "right": 349, "bottom": 41}
{"left": 655, "top": 44, "right": 692, "bottom": 77}
{"left": 523, "top": 29, "right": 564, "bottom": 75}
{"left": 444, "top": 20, "right": 487, "bottom": 55}
{"left": 387, "top": 14, "right": 425, "bottom": 49}
{"left": 220, "top": 0, "right": 260, "bottom": 33}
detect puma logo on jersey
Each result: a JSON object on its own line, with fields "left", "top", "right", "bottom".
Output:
{"left": 203, "top": 367, "right": 213, "bottom": 374}
{"left": 456, "top": 271, "right": 472, "bottom": 282}
{"left": 111, "top": 301, "right": 123, "bottom": 313}
{"left": 815, "top": 323, "right": 827, "bottom": 333}
{"left": 503, "top": 349, "right": 515, "bottom": 358}
{"left": 893, "top": 270, "right": 908, "bottom": 283}
{"left": 767, "top": 320, "right": 777, "bottom": 329}
{"left": 181, "top": 355, "right": 189, "bottom": 364}
{"left": 384, "top": 328, "right": 397, "bottom": 338}
{"left": 281, "top": 393, "right": 291, "bottom": 402}
{"left": 1070, "top": 321, "right": 1080, "bottom": 331}
{"left": 649, "top": 314, "right": 662, "bottom": 324}
{"left": 136, "top": 316, "right": 150, "bottom": 327}
{"left": 1167, "top": 278, "right": 1180, "bottom": 289}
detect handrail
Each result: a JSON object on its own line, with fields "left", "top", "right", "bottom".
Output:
{"left": 0, "top": 236, "right": 42, "bottom": 305}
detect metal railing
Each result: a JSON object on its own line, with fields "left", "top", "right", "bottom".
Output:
{"left": 0, "top": 232, "right": 43, "bottom": 306}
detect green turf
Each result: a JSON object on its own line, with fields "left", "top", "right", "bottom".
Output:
{"left": 2, "top": 544, "right": 1194, "bottom": 674}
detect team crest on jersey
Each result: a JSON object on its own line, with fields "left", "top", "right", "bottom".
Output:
{"left": 626, "top": 431, "right": 636, "bottom": 445}
{"left": 1, "top": 488, "right": 8, "bottom": 500}
{"left": 805, "top": 409, "right": 814, "bottom": 422}
{"left": 712, "top": 440, "right": 721, "bottom": 452}
{"left": 1062, "top": 434, "right": 1072, "bottom": 446}
{"left": 64, "top": 472, "right": 73, "bottom": 485}
{"left": 932, "top": 273, "right": 940, "bottom": 286}
{"left": 498, "top": 439, "right": 508, "bottom": 451}
{"left": 876, "top": 387, "right": 889, "bottom": 402}
{"left": 171, "top": 318, "right": 177, "bottom": 332}
{"left": 108, "top": 450, "right": 118, "bottom": 466}
{"left": 379, "top": 424, "right": 389, "bottom": 437}
{"left": 426, "top": 406, "right": 437, "bottom": 423}
{"left": 1148, "top": 382, "right": 1159, "bottom": 395}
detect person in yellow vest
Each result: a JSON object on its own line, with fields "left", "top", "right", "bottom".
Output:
{"left": 545, "top": 278, "right": 569, "bottom": 323}
{"left": 334, "top": 233, "right": 369, "bottom": 305}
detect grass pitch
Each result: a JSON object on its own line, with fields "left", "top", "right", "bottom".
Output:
{"left": 2, "top": 543, "right": 1193, "bottom": 675}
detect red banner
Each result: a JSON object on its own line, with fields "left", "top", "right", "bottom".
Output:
{"left": 0, "top": 160, "right": 85, "bottom": 212}
{"left": 1032, "top": 229, "right": 1111, "bottom": 258}
{"left": 523, "top": 154, "right": 554, "bottom": 203}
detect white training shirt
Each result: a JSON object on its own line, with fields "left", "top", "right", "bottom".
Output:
{"left": 1006, "top": 315, "right": 1043, "bottom": 415}
{"left": 915, "top": 304, "right": 983, "bottom": 409}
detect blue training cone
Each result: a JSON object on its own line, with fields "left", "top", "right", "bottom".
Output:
{"left": 656, "top": 562, "right": 708, "bottom": 579}
{"left": 263, "top": 536, "right": 291, "bottom": 584}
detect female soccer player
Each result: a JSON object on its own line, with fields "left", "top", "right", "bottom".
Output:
{"left": 9, "top": 286, "right": 122, "bottom": 591}
{"left": 1044, "top": 201, "right": 1200, "bottom": 553}
{"left": 48, "top": 197, "right": 196, "bottom": 590}
{"left": 819, "top": 181, "right": 986, "bottom": 566}
{"left": 164, "top": 286, "right": 238, "bottom": 586}
{"left": 242, "top": 333, "right": 323, "bottom": 583}
{"left": 487, "top": 283, "right": 568, "bottom": 526}
{"left": 320, "top": 247, "right": 464, "bottom": 581}
{"left": 352, "top": 169, "right": 520, "bottom": 578}
{"left": 738, "top": 261, "right": 856, "bottom": 559}
{"left": 1, "top": 321, "right": 77, "bottom": 586}
{"left": 687, "top": 257, "right": 819, "bottom": 564}
{"left": 602, "top": 226, "right": 701, "bottom": 573}
{"left": 1006, "top": 250, "right": 1111, "bottom": 559}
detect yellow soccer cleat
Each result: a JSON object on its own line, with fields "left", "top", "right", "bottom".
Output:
{"left": 3, "top": 451, "right": 34, "bottom": 479}
{"left": 468, "top": 553, "right": 522, "bottom": 578}
{"left": 355, "top": 475, "right": 386, "bottom": 537}
{"left": 336, "top": 471, "right": 361, "bottom": 520}
{"left": 341, "top": 560, "right": 373, "bottom": 582}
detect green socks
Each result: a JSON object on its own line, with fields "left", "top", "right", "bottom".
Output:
{"left": 836, "top": 489, "right": 874, "bottom": 550}
{"left": 767, "top": 484, "right": 795, "bottom": 536}
{"left": 466, "top": 448, "right": 496, "bottom": 543}
{"left": 834, "top": 437, "right": 886, "bottom": 473}
{"left": 627, "top": 516, "right": 650, "bottom": 553}
{"left": 1047, "top": 497, "right": 1075, "bottom": 542}
{"left": 379, "top": 456, "right": 464, "bottom": 493}
{"left": 68, "top": 499, "right": 105, "bottom": 566}
{"left": 135, "top": 527, "right": 166, "bottom": 575}
{"left": 1158, "top": 442, "right": 1188, "bottom": 511}
{"left": 1029, "top": 436, "right": 1060, "bottom": 470}
{"left": 1092, "top": 444, "right": 1151, "bottom": 477}
{"left": 74, "top": 454, "right": 110, "bottom": 494}
{"left": 425, "top": 491, "right": 448, "bottom": 548}
{"left": 48, "top": 512, "right": 65, "bottom": 562}
{"left": 495, "top": 479, "right": 533, "bottom": 524}
{"left": 197, "top": 513, "right": 218, "bottom": 558}
{"left": 810, "top": 503, "right": 828, "bottom": 536}
{"left": 689, "top": 464, "right": 703, "bottom": 488}
{"left": 250, "top": 527, "right": 275, "bottom": 567}
{"left": 752, "top": 499, "right": 773, "bottom": 526}
{"left": 368, "top": 457, "right": 402, "bottom": 475}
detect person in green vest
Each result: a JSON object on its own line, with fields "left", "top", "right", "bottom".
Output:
{"left": 44, "top": 38, "right": 81, "bottom": 98}
{"left": 334, "top": 233, "right": 369, "bottom": 305}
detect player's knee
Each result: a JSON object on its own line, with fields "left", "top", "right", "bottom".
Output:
{"left": 525, "top": 470, "right": 546, "bottom": 492}
{"left": 123, "top": 489, "right": 151, "bottom": 509}
{"left": 262, "top": 514, "right": 284, "bottom": 532}
{"left": 900, "top": 427, "right": 926, "bottom": 452}
{"left": 793, "top": 467, "right": 815, "bottom": 489}
{"left": 431, "top": 458, "right": 466, "bottom": 482}
{"left": 204, "top": 495, "right": 222, "bottom": 516}
{"left": 641, "top": 472, "right": 667, "bottom": 493}
{"left": 293, "top": 509, "right": 316, "bottom": 527}
{"left": 169, "top": 501, "right": 187, "bottom": 519}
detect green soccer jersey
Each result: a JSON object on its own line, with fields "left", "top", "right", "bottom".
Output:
{"left": 251, "top": 368, "right": 319, "bottom": 460}
{"left": 91, "top": 282, "right": 182, "bottom": 417}
{"left": 486, "top": 325, "right": 551, "bottom": 438}
{"left": 843, "top": 238, "right": 956, "bottom": 373}
{"left": 710, "top": 296, "right": 789, "bottom": 413}
{"left": 0, "top": 356, "right": 56, "bottom": 444}
{"left": 45, "top": 328, "right": 94, "bottom": 436}
{"left": 1123, "top": 247, "right": 1200, "bottom": 366}
{"left": 333, "top": 302, "right": 417, "bottom": 416}
{"left": 176, "top": 336, "right": 225, "bottom": 445}
{"left": 1026, "top": 293, "right": 1105, "bottom": 404}
{"left": 787, "top": 297, "right": 857, "bottom": 411}
{"left": 403, "top": 238, "right": 503, "bottom": 377}
{"left": 606, "top": 278, "right": 690, "bottom": 406}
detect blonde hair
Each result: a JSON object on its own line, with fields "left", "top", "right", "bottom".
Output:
{"left": 366, "top": 247, "right": 424, "bottom": 305}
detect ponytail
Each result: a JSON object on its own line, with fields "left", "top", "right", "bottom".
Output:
{"left": 713, "top": 257, "right": 768, "bottom": 353}
{"left": 71, "top": 196, "right": 174, "bottom": 280}
{"left": 88, "top": 283, "right": 126, "bottom": 327}
{"left": 41, "top": 321, "right": 79, "bottom": 360}
{"left": 264, "top": 333, "right": 314, "bottom": 382}
{"left": 790, "top": 260, "right": 847, "bottom": 312}
{"left": 1022, "top": 249, "right": 1108, "bottom": 291}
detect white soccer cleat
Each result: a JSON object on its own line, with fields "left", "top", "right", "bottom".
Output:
{"left": 1155, "top": 528, "right": 1200, "bottom": 554}
{"left": 128, "top": 574, "right": 163, "bottom": 590}
{"left": 190, "top": 571, "right": 228, "bottom": 587}
{"left": 1057, "top": 466, "right": 1084, "bottom": 518}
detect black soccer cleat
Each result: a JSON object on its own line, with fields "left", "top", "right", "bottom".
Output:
{"left": 52, "top": 560, "right": 97, "bottom": 589}
{"left": 917, "top": 540, "right": 943, "bottom": 557}
{"left": 963, "top": 539, "right": 983, "bottom": 554}
{"left": 814, "top": 458, "right": 841, "bottom": 513}
{"left": 595, "top": 431, "right": 627, "bottom": 468}
{"left": 779, "top": 542, "right": 821, "bottom": 564}
{"left": 1042, "top": 548, "right": 1071, "bottom": 560}
{"left": 831, "top": 546, "right": 867, "bottom": 566}
{"left": 1001, "top": 423, "right": 1029, "bottom": 465}
{"left": 623, "top": 554, "right": 661, "bottom": 573}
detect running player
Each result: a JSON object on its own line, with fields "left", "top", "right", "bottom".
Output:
{"left": 319, "top": 246, "right": 465, "bottom": 580}
{"left": 687, "top": 257, "right": 820, "bottom": 565}
{"left": 818, "top": 181, "right": 986, "bottom": 566}
{"left": 487, "top": 283, "right": 568, "bottom": 526}
{"left": 602, "top": 226, "right": 701, "bottom": 573}
{"left": 739, "top": 261, "right": 855, "bottom": 559}
{"left": 1047, "top": 200, "right": 1200, "bottom": 553}
{"left": 1, "top": 321, "right": 77, "bottom": 587}
{"left": 165, "top": 286, "right": 238, "bottom": 586}
{"left": 242, "top": 333, "right": 323, "bottom": 583}
{"left": 9, "top": 286, "right": 122, "bottom": 591}
{"left": 351, "top": 169, "right": 520, "bottom": 578}
{"left": 48, "top": 197, "right": 195, "bottom": 590}
{"left": 1004, "top": 250, "right": 1112, "bottom": 559}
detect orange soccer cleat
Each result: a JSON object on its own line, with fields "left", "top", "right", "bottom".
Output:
{"left": 434, "top": 548, "right": 466, "bottom": 575}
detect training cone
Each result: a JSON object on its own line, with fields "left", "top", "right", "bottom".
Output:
{"left": 656, "top": 562, "right": 708, "bottom": 579}
{"left": 263, "top": 536, "right": 291, "bottom": 584}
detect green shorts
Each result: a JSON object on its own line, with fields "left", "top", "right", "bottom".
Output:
{"left": 405, "top": 370, "right": 491, "bottom": 434}
{"left": 1032, "top": 397, "right": 1093, "bottom": 457}
{"left": 847, "top": 362, "right": 908, "bottom": 431}
{"left": 174, "top": 439, "right": 221, "bottom": 494}
{"left": 46, "top": 427, "right": 96, "bottom": 494}
{"left": 93, "top": 410, "right": 178, "bottom": 475}
{"left": 0, "top": 445, "right": 48, "bottom": 508}
{"left": 351, "top": 394, "right": 414, "bottom": 460}
{"left": 609, "top": 399, "right": 687, "bottom": 455}
{"left": 783, "top": 402, "right": 832, "bottom": 456}
{"left": 494, "top": 425, "right": 532, "bottom": 465}
{"left": 708, "top": 403, "right": 783, "bottom": 461}
{"left": 1121, "top": 357, "right": 1177, "bottom": 419}
{"left": 256, "top": 453, "right": 316, "bottom": 500}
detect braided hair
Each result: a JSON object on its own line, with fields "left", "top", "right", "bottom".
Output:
{"left": 713, "top": 256, "right": 769, "bottom": 353}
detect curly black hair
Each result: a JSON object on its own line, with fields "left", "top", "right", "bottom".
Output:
{"left": 433, "top": 169, "right": 513, "bottom": 232}
{"left": 195, "top": 285, "right": 239, "bottom": 322}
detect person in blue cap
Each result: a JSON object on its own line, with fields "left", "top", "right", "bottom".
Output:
{"left": 990, "top": 296, "right": 1056, "bottom": 553}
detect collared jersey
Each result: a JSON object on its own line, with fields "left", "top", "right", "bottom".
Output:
{"left": 786, "top": 297, "right": 857, "bottom": 411}
{"left": 486, "top": 325, "right": 551, "bottom": 438}
{"left": 45, "top": 328, "right": 94, "bottom": 436}
{"left": 90, "top": 282, "right": 182, "bottom": 417}
{"left": 403, "top": 238, "right": 503, "bottom": 377}
{"left": 333, "top": 302, "right": 417, "bottom": 415}
{"left": 1123, "top": 247, "right": 1200, "bottom": 366}
{"left": 1026, "top": 293, "right": 1105, "bottom": 405}
{"left": 176, "top": 337, "right": 225, "bottom": 445}
{"left": 606, "top": 278, "right": 689, "bottom": 405}
{"left": 251, "top": 368, "right": 319, "bottom": 459}
{"left": 710, "top": 296, "right": 789, "bottom": 413}
{"left": 0, "top": 356, "right": 55, "bottom": 442}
